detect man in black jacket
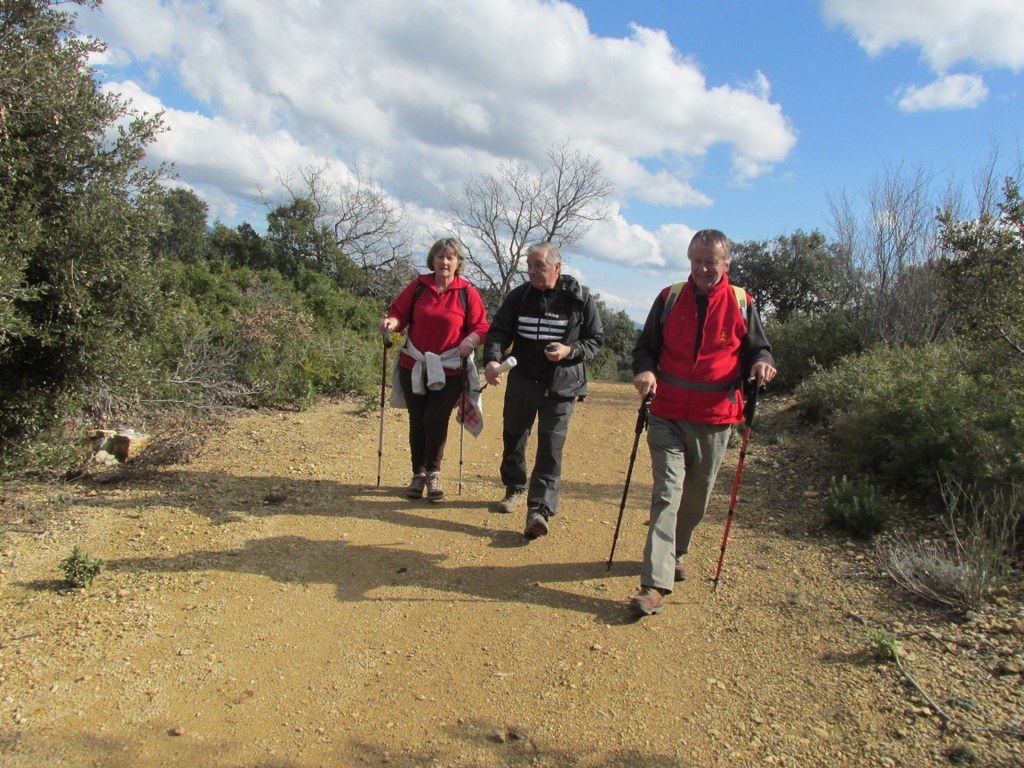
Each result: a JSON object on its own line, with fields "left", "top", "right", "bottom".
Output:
{"left": 483, "top": 243, "right": 603, "bottom": 539}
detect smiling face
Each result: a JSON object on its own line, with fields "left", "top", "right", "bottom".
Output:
{"left": 688, "top": 241, "right": 730, "bottom": 294}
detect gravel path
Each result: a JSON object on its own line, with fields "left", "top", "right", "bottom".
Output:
{"left": 1, "top": 381, "right": 1021, "bottom": 767}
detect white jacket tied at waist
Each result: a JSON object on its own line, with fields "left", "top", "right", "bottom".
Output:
{"left": 389, "top": 341, "right": 485, "bottom": 437}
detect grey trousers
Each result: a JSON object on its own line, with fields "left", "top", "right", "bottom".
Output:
{"left": 641, "top": 414, "right": 732, "bottom": 592}
{"left": 500, "top": 375, "right": 575, "bottom": 516}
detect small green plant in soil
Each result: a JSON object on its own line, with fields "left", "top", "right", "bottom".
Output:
{"left": 59, "top": 547, "right": 105, "bottom": 588}
{"left": 865, "top": 627, "right": 901, "bottom": 663}
{"left": 824, "top": 475, "right": 889, "bottom": 538}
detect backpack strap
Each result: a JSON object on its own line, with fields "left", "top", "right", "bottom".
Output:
{"left": 660, "top": 281, "right": 748, "bottom": 324}
{"left": 660, "top": 281, "right": 685, "bottom": 324}
{"left": 732, "top": 285, "right": 748, "bottom": 318}
{"left": 409, "top": 281, "right": 470, "bottom": 335}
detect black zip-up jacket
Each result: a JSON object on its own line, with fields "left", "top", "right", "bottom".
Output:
{"left": 484, "top": 275, "right": 603, "bottom": 399}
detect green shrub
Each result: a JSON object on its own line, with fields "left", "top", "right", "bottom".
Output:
{"left": 60, "top": 547, "right": 105, "bottom": 588}
{"left": 588, "top": 348, "right": 619, "bottom": 381}
{"left": 767, "top": 310, "right": 862, "bottom": 391}
{"left": 795, "top": 342, "right": 1024, "bottom": 501}
{"left": 824, "top": 475, "right": 889, "bottom": 538}
{"left": 150, "top": 260, "right": 385, "bottom": 409}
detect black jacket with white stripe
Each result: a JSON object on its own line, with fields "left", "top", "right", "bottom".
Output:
{"left": 484, "top": 274, "right": 603, "bottom": 399}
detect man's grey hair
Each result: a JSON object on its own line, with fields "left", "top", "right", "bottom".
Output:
{"left": 688, "top": 229, "right": 732, "bottom": 263}
{"left": 526, "top": 242, "right": 562, "bottom": 266}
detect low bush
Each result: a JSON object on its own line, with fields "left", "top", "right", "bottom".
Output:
{"left": 151, "top": 260, "right": 384, "bottom": 410}
{"left": 795, "top": 342, "right": 1024, "bottom": 501}
{"left": 767, "top": 310, "right": 862, "bottom": 391}
{"left": 875, "top": 477, "right": 1022, "bottom": 611}
{"left": 823, "top": 475, "right": 889, "bottom": 538}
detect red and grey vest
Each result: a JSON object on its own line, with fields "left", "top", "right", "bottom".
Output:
{"left": 652, "top": 275, "right": 749, "bottom": 425}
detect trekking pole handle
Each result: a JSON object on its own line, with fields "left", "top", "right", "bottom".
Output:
{"left": 744, "top": 375, "right": 760, "bottom": 427}
{"left": 381, "top": 331, "right": 393, "bottom": 349}
{"left": 636, "top": 391, "right": 653, "bottom": 432}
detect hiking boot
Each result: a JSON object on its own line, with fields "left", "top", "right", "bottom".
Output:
{"left": 495, "top": 488, "right": 526, "bottom": 514}
{"left": 674, "top": 559, "right": 688, "bottom": 582}
{"left": 426, "top": 471, "right": 444, "bottom": 502}
{"left": 405, "top": 473, "right": 426, "bottom": 499}
{"left": 524, "top": 508, "right": 549, "bottom": 540}
{"left": 628, "top": 586, "right": 665, "bottom": 617}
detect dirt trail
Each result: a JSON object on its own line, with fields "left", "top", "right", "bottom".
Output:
{"left": 1, "top": 381, "right": 1022, "bottom": 767}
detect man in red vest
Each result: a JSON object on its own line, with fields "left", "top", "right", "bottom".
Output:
{"left": 628, "top": 229, "right": 777, "bottom": 617}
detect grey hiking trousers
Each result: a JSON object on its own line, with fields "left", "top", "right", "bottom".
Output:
{"left": 500, "top": 374, "right": 576, "bottom": 516}
{"left": 641, "top": 414, "right": 732, "bottom": 593}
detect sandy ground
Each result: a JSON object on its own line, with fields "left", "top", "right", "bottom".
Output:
{"left": 1, "top": 381, "right": 1022, "bottom": 767}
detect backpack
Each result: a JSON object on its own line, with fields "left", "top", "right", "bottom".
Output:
{"left": 659, "top": 281, "right": 748, "bottom": 324}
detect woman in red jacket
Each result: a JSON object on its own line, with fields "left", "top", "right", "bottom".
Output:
{"left": 379, "top": 238, "right": 488, "bottom": 502}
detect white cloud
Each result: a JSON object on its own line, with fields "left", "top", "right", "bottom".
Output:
{"left": 78, "top": 0, "right": 797, "bottom": 242}
{"left": 580, "top": 215, "right": 665, "bottom": 269}
{"left": 821, "top": 0, "right": 1024, "bottom": 71}
{"left": 895, "top": 74, "right": 989, "bottom": 112}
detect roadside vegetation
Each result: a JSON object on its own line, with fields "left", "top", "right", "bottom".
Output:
{"left": 2, "top": 1, "right": 1021, "bottom": 608}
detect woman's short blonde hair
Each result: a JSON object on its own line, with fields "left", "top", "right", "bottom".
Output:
{"left": 426, "top": 237, "right": 468, "bottom": 275}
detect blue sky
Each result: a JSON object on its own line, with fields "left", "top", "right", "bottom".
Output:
{"left": 78, "top": 0, "right": 1023, "bottom": 321}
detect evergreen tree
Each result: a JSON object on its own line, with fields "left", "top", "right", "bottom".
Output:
{"left": 0, "top": 0, "right": 165, "bottom": 467}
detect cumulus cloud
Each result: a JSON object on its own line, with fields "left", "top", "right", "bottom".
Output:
{"left": 895, "top": 74, "right": 989, "bottom": 112}
{"left": 821, "top": 0, "right": 1024, "bottom": 71}
{"left": 78, "top": 0, "right": 796, "bottom": 212}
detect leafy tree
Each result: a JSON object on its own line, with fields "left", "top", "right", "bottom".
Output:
{"left": 729, "top": 230, "right": 853, "bottom": 322}
{"left": 595, "top": 296, "right": 637, "bottom": 362}
{"left": 447, "top": 141, "right": 614, "bottom": 299}
{"left": 587, "top": 296, "right": 637, "bottom": 380}
{"left": 150, "top": 186, "right": 210, "bottom": 262}
{"left": 0, "top": 0, "right": 165, "bottom": 468}
{"left": 209, "top": 220, "right": 275, "bottom": 271}
{"left": 940, "top": 177, "right": 1024, "bottom": 358}
{"left": 265, "top": 198, "right": 366, "bottom": 292}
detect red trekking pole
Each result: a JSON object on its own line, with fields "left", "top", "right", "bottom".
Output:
{"left": 712, "top": 379, "right": 760, "bottom": 592}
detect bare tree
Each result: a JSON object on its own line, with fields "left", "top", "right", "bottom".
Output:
{"left": 827, "top": 163, "right": 951, "bottom": 347}
{"left": 446, "top": 141, "right": 614, "bottom": 298}
{"left": 276, "top": 163, "right": 414, "bottom": 299}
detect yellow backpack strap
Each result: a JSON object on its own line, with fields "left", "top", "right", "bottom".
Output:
{"left": 732, "top": 285, "right": 748, "bottom": 317}
{"left": 659, "top": 281, "right": 686, "bottom": 324}
{"left": 662, "top": 282, "right": 748, "bottom": 323}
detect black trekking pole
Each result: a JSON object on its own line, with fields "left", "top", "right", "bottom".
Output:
{"left": 607, "top": 392, "right": 653, "bottom": 571}
{"left": 458, "top": 357, "right": 470, "bottom": 495}
{"left": 711, "top": 378, "right": 760, "bottom": 592}
{"left": 376, "top": 333, "right": 393, "bottom": 489}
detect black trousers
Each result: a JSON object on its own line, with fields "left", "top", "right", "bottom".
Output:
{"left": 398, "top": 367, "right": 463, "bottom": 474}
{"left": 500, "top": 374, "right": 575, "bottom": 516}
